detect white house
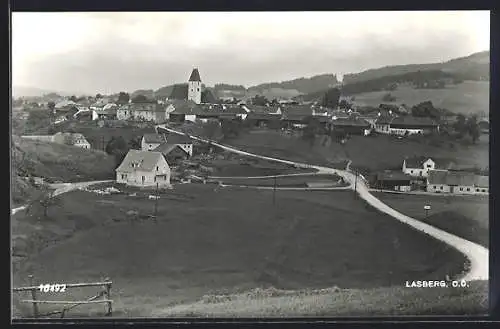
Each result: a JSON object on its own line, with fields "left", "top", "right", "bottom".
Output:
{"left": 141, "top": 133, "right": 166, "bottom": 151}
{"left": 115, "top": 149, "right": 171, "bottom": 187}
{"left": 427, "top": 170, "right": 489, "bottom": 195}
{"left": 402, "top": 156, "right": 436, "bottom": 178}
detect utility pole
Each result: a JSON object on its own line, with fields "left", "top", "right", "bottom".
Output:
{"left": 273, "top": 176, "right": 277, "bottom": 205}
{"left": 354, "top": 171, "right": 358, "bottom": 199}
{"left": 154, "top": 182, "right": 159, "bottom": 220}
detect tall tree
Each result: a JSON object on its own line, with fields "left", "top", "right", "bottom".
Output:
{"left": 131, "top": 94, "right": 149, "bottom": 103}
{"left": 201, "top": 89, "right": 217, "bottom": 104}
{"left": 321, "top": 88, "right": 341, "bottom": 109}
{"left": 117, "top": 92, "right": 130, "bottom": 104}
{"left": 466, "top": 115, "right": 480, "bottom": 144}
{"left": 251, "top": 95, "right": 269, "bottom": 106}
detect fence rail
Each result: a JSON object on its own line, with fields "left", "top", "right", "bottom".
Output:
{"left": 13, "top": 275, "right": 112, "bottom": 318}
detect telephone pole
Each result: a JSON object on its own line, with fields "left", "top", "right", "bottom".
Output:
{"left": 154, "top": 182, "right": 159, "bottom": 220}
{"left": 273, "top": 176, "right": 277, "bottom": 205}
{"left": 354, "top": 171, "right": 358, "bottom": 199}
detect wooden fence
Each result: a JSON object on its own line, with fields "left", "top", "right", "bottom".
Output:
{"left": 12, "top": 275, "right": 113, "bottom": 318}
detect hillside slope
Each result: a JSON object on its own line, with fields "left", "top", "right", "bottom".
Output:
{"left": 343, "top": 51, "right": 489, "bottom": 84}
{"left": 11, "top": 136, "right": 116, "bottom": 205}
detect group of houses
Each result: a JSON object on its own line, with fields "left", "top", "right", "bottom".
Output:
{"left": 45, "top": 68, "right": 442, "bottom": 138}
{"left": 115, "top": 132, "right": 195, "bottom": 188}
{"left": 374, "top": 156, "right": 488, "bottom": 195}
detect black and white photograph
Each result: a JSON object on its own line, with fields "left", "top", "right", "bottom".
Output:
{"left": 11, "top": 11, "right": 490, "bottom": 318}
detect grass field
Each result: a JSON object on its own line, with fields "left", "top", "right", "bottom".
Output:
{"left": 373, "top": 193, "right": 489, "bottom": 248}
{"left": 224, "top": 129, "right": 488, "bottom": 176}
{"left": 212, "top": 174, "right": 345, "bottom": 188}
{"left": 155, "top": 280, "right": 488, "bottom": 317}
{"left": 12, "top": 184, "right": 469, "bottom": 317}
{"left": 351, "top": 81, "right": 489, "bottom": 116}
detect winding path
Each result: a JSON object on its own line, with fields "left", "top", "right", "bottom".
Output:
{"left": 157, "top": 124, "right": 489, "bottom": 281}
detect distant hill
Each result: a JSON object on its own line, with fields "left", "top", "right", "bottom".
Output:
{"left": 247, "top": 74, "right": 340, "bottom": 96}
{"left": 12, "top": 86, "right": 87, "bottom": 98}
{"left": 343, "top": 51, "right": 489, "bottom": 84}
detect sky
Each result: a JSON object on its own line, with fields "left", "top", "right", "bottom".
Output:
{"left": 12, "top": 11, "right": 490, "bottom": 95}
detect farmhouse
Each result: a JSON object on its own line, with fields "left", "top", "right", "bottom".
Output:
{"left": 117, "top": 103, "right": 171, "bottom": 123}
{"left": 153, "top": 143, "right": 190, "bottom": 166}
{"left": 402, "top": 156, "right": 456, "bottom": 178}
{"left": 53, "top": 132, "right": 91, "bottom": 149}
{"left": 389, "top": 116, "right": 439, "bottom": 135}
{"left": 374, "top": 171, "right": 412, "bottom": 192}
{"left": 164, "top": 133, "right": 193, "bottom": 156}
{"left": 426, "top": 170, "right": 489, "bottom": 195}
{"left": 374, "top": 115, "right": 394, "bottom": 134}
{"left": 116, "top": 150, "right": 171, "bottom": 187}
{"left": 167, "top": 100, "right": 199, "bottom": 123}
{"left": 328, "top": 117, "right": 372, "bottom": 136}
{"left": 141, "top": 133, "right": 166, "bottom": 151}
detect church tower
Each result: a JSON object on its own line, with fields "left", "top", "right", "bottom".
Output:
{"left": 188, "top": 68, "right": 202, "bottom": 104}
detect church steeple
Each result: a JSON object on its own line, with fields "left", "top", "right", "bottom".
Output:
{"left": 188, "top": 68, "right": 202, "bottom": 104}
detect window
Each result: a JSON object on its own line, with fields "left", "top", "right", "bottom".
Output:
{"left": 154, "top": 176, "right": 156, "bottom": 182}
{"left": 459, "top": 187, "right": 463, "bottom": 191}
{"left": 197, "top": 88, "right": 200, "bottom": 92}
{"left": 426, "top": 164, "right": 432, "bottom": 168}
{"left": 121, "top": 174, "right": 127, "bottom": 179}
{"left": 466, "top": 188, "right": 470, "bottom": 191}
{"left": 142, "top": 176, "right": 145, "bottom": 183}
{"left": 433, "top": 186, "right": 437, "bottom": 189}
{"left": 482, "top": 189, "right": 486, "bottom": 192}
{"left": 440, "top": 186, "right": 443, "bottom": 190}
{"left": 156, "top": 166, "right": 159, "bottom": 171}
{"left": 410, "top": 170, "right": 413, "bottom": 174}
{"left": 476, "top": 188, "right": 480, "bottom": 192}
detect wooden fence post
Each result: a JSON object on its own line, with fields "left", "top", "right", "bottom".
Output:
{"left": 29, "top": 275, "right": 39, "bottom": 318}
{"left": 104, "top": 277, "right": 112, "bottom": 316}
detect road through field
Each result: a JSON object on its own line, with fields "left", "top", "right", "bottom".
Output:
{"left": 157, "top": 124, "right": 488, "bottom": 282}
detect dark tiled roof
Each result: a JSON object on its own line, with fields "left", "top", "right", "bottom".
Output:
{"left": 245, "top": 105, "right": 281, "bottom": 114}
{"left": 331, "top": 117, "right": 371, "bottom": 127}
{"left": 404, "top": 156, "right": 457, "bottom": 170}
{"left": 376, "top": 171, "right": 412, "bottom": 182}
{"left": 170, "top": 100, "right": 198, "bottom": 114}
{"left": 116, "top": 150, "right": 166, "bottom": 173}
{"left": 282, "top": 105, "right": 313, "bottom": 116}
{"left": 165, "top": 133, "right": 192, "bottom": 144}
{"left": 143, "top": 133, "right": 166, "bottom": 144}
{"left": 188, "top": 68, "right": 202, "bottom": 82}
{"left": 282, "top": 113, "right": 309, "bottom": 122}
{"left": 428, "top": 170, "right": 477, "bottom": 186}
{"left": 129, "top": 103, "right": 165, "bottom": 113}
{"left": 390, "top": 116, "right": 438, "bottom": 128}
{"left": 153, "top": 143, "right": 187, "bottom": 156}
{"left": 247, "top": 112, "right": 282, "bottom": 121}
{"left": 375, "top": 115, "right": 394, "bottom": 125}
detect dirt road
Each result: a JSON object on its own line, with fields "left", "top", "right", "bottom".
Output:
{"left": 157, "top": 124, "right": 489, "bottom": 281}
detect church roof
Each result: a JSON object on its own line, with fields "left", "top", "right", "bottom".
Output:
{"left": 188, "top": 68, "right": 202, "bottom": 82}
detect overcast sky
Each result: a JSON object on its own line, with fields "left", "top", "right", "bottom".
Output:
{"left": 12, "top": 11, "right": 490, "bottom": 95}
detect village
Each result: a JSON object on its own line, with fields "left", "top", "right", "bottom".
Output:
{"left": 15, "top": 68, "right": 489, "bottom": 196}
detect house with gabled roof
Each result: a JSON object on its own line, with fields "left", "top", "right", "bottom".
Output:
{"left": 141, "top": 133, "right": 166, "bottom": 151}
{"left": 153, "top": 143, "right": 190, "bottom": 166}
{"left": 164, "top": 133, "right": 193, "bottom": 156}
{"left": 116, "top": 150, "right": 171, "bottom": 187}
{"left": 402, "top": 156, "right": 457, "bottom": 178}
{"left": 389, "top": 116, "right": 439, "bottom": 135}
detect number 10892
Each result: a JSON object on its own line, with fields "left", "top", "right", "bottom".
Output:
{"left": 38, "top": 284, "right": 66, "bottom": 293}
